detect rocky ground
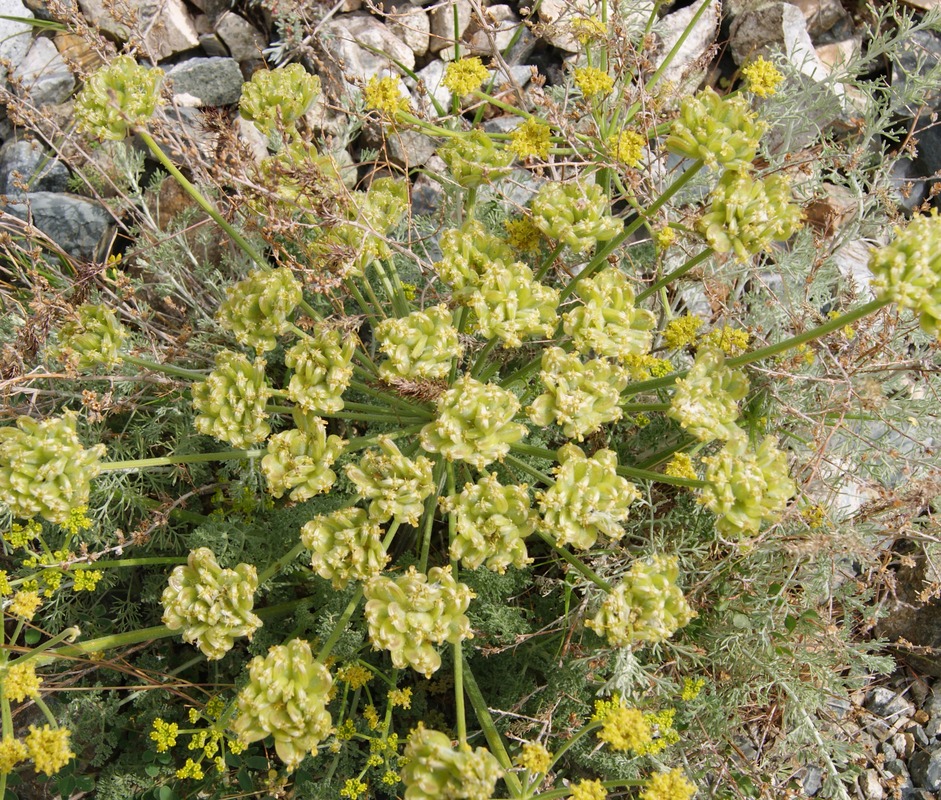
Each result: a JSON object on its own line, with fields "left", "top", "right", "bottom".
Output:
{"left": 2, "top": 0, "right": 941, "bottom": 797}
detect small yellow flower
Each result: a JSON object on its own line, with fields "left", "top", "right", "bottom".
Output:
{"left": 336, "top": 720, "right": 356, "bottom": 741}
{"left": 741, "top": 56, "right": 784, "bottom": 98}
{"left": 699, "top": 326, "right": 750, "bottom": 355}
{"left": 595, "top": 701, "right": 653, "bottom": 753}
{"left": 505, "top": 217, "right": 543, "bottom": 253}
{"left": 574, "top": 66, "right": 614, "bottom": 98}
{"left": 150, "top": 719, "right": 179, "bottom": 752}
{"left": 338, "top": 664, "right": 373, "bottom": 690}
{"left": 608, "top": 130, "right": 645, "bottom": 167}
{"left": 640, "top": 769, "right": 697, "bottom": 800}
{"left": 570, "top": 778, "right": 607, "bottom": 800}
{"left": 363, "top": 704, "right": 381, "bottom": 730}
{"left": 341, "top": 777, "right": 368, "bottom": 798}
{"left": 662, "top": 315, "right": 703, "bottom": 349}
{"left": 382, "top": 770, "right": 400, "bottom": 785}
{"left": 364, "top": 75, "right": 409, "bottom": 115}
{"left": 570, "top": 16, "right": 606, "bottom": 45}
{"left": 516, "top": 741, "right": 552, "bottom": 774}
{"left": 681, "top": 677, "right": 705, "bottom": 701}
{"left": 8, "top": 590, "right": 42, "bottom": 620}
{"left": 443, "top": 57, "right": 490, "bottom": 96}
{"left": 176, "top": 757, "right": 205, "bottom": 780}
{"left": 388, "top": 687, "right": 412, "bottom": 709}
{"left": 509, "top": 117, "right": 552, "bottom": 160}
{"left": 61, "top": 506, "right": 93, "bottom": 535}
{"left": 0, "top": 737, "right": 27, "bottom": 774}
{"left": 72, "top": 569, "right": 103, "bottom": 592}
{"left": 0, "top": 571, "right": 10, "bottom": 597}
{"left": 665, "top": 453, "right": 698, "bottom": 482}
{"left": 3, "top": 662, "right": 42, "bottom": 702}
{"left": 655, "top": 226, "right": 676, "bottom": 250}
{"left": 24, "top": 725, "right": 74, "bottom": 776}
{"left": 621, "top": 353, "right": 674, "bottom": 380}
{"left": 801, "top": 504, "right": 827, "bottom": 529}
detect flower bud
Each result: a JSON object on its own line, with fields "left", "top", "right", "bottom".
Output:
{"left": 537, "top": 444, "right": 639, "bottom": 550}
{"left": 161, "top": 548, "right": 262, "bottom": 660}
{"left": 434, "top": 222, "right": 516, "bottom": 292}
{"left": 51, "top": 304, "right": 126, "bottom": 370}
{"left": 586, "top": 555, "right": 695, "bottom": 647}
{"left": 216, "top": 268, "right": 302, "bottom": 354}
{"left": 75, "top": 55, "right": 163, "bottom": 141}
{"left": 191, "top": 351, "right": 272, "bottom": 448}
{"left": 0, "top": 413, "right": 106, "bottom": 524}
{"left": 440, "top": 130, "right": 514, "bottom": 189}
{"left": 668, "top": 347, "right": 749, "bottom": 442}
{"left": 301, "top": 507, "right": 388, "bottom": 588}
{"left": 285, "top": 328, "right": 356, "bottom": 414}
{"left": 345, "top": 436, "right": 435, "bottom": 525}
{"left": 376, "top": 306, "right": 462, "bottom": 381}
{"left": 467, "top": 261, "right": 560, "bottom": 348}
{"left": 420, "top": 375, "right": 528, "bottom": 469}
{"left": 239, "top": 63, "right": 321, "bottom": 138}
{"left": 262, "top": 415, "right": 346, "bottom": 501}
{"left": 401, "top": 725, "right": 502, "bottom": 800}
{"left": 531, "top": 181, "right": 623, "bottom": 253}
{"left": 233, "top": 639, "right": 333, "bottom": 770}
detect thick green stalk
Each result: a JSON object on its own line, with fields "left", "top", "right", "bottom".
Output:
{"left": 121, "top": 353, "right": 205, "bottom": 380}
{"left": 5, "top": 627, "right": 80, "bottom": 668}
{"left": 534, "top": 531, "right": 612, "bottom": 591}
{"left": 138, "top": 130, "right": 268, "bottom": 268}
{"left": 98, "top": 450, "right": 264, "bottom": 472}
{"left": 316, "top": 588, "right": 364, "bottom": 664}
{"left": 257, "top": 540, "right": 306, "bottom": 584}
{"left": 635, "top": 248, "right": 712, "bottom": 302}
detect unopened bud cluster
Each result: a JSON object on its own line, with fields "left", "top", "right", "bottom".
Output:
{"left": 191, "top": 351, "right": 272, "bottom": 448}
{"left": 52, "top": 304, "right": 126, "bottom": 370}
{"left": 285, "top": 329, "right": 356, "bottom": 414}
{"left": 375, "top": 306, "right": 462, "bottom": 381}
{"left": 161, "top": 548, "right": 262, "bottom": 660}
{"left": 262, "top": 414, "right": 346, "bottom": 501}
{"left": 587, "top": 555, "right": 695, "bottom": 647}
{"left": 75, "top": 55, "right": 163, "bottom": 141}
{"left": 301, "top": 507, "right": 388, "bottom": 588}
{"left": 216, "top": 268, "right": 302, "bottom": 354}
{"left": 239, "top": 63, "right": 321, "bottom": 138}
{"left": 364, "top": 566, "right": 474, "bottom": 677}
{"left": 531, "top": 181, "right": 623, "bottom": 252}
{"left": 668, "top": 347, "right": 749, "bottom": 442}
{"left": 233, "top": 639, "right": 333, "bottom": 770}
{"left": 345, "top": 436, "right": 435, "bottom": 525}
{"left": 401, "top": 725, "right": 503, "bottom": 800}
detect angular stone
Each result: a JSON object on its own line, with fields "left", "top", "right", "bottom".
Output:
{"left": 803, "top": 183, "right": 857, "bottom": 237}
{"left": 323, "top": 14, "right": 415, "bottom": 83}
{"left": 165, "top": 57, "right": 244, "bottom": 107}
{"left": 468, "top": 4, "right": 521, "bottom": 54}
{"left": 76, "top": 0, "right": 199, "bottom": 60}
{"left": 802, "top": 765, "right": 823, "bottom": 797}
{"left": 789, "top": 0, "right": 847, "bottom": 38}
{"left": 215, "top": 11, "right": 267, "bottom": 62}
{"left": 859, "top": 769, "right": 884, "bottom": 800}
{"left": 0, "top": 140, "right": 70, "bottom": 196}
{"left": 652, "top": 0, "right": 719, "bottom": 99}
{"left": 386, "top": 3, "right": 430, "bottom": 57}
{"left": 429, "top": 0, "right": 472, "bottom": 54}
{"left": 0, "top": 0, "right": 34, "bottom": 82}
{"left": 12, "top": 36, "right": 75, "bottom": 107}
{"left": 1, "top": 192, "right": 111, "bottom": 260}
{"left": 910, "top": 749, "right": 941, "bottom": 791}
{"left": 865, "top": 687, "right": 915, "bottom": 719}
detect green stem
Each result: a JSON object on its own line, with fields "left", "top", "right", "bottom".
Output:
{"left": 534, "top": 531, "right": 612, "bottom": 591}
{"left": 316, "top": 588, "right": 364, "bottom": 664}
{"left": 534, "top": 242, "right": 565, "bottom": 282}
{"left": 345, "top": 424, "right": 428, "bottom": 452}
{"left": 470, "top": 337, "right": 500, "bottom": 380}
{"left": 138, "top": 130, "right": 268, "bottom": 268}
{"left": 257, "top": 540, "right": 307, "bottom": 585}
{"left": 121, "top": 353, "right": 205, "bottom": 380}
{"left": 6, "top": 627, "right": 81, "bottom": 668}
{"left": 419, "top": 458, "right": 447, "bottom": 573}
{"left": 616, "top": 463, "right": 705, "bottom": 488}
{"left": 98, "top": 450, "right": 263, "bottom": 472}
{"left": 532, "top": 779, "right": 643, "bottom": 800}
{"left": 635, "top": 249, "right": 712, "bottom": 303}
{"left": 543, "top": 721, "right": 602, "bottom": 775}
{"left": 504, "top": 453, "right": 555, "bottom": 487}
{"left": 86, "top": 557, "right": 188, "bottom": 569}
{"left": 461, "top": 658, "right": 524, "bottom": 797}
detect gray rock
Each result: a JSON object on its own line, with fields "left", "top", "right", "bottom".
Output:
{"left": 927, "top": 713, "right": 941, "bottom": 739}
{"left": 12, "top": 36, "right": 75, "bottom": 106}
{"left": 411, "top": 171, "right": 445, "bottom": 216}
{"left": 890, "top": 29, "right": 941, "bottom": 118}
{"left": 165, "top": 58, "right": 243, "bottom": 107}
{"left": 788, "top": 0, "right": 847, "bottom": 39}
{"left": 304, "top": 94, "right": 349, "bottom": 141}
{"left": 729, "top": 2, "right": 827, "bottom": 80}
{"left": 883, "top": 744, "right": 898, "bottom": 761}
{"left": 429, "top": 0, "right": 472, "bottom": 54}
{"left": 467, "top": 5, "right": 521, "bottom": 55}
{"left": 386, "top": 3, "right": 430, "bottom": 57}
{"left": 412, "top": 58, "right": 451, "bottom": 112}
{"left": 1, "top": 192, "right": 111, "bottom": 260}
{"left": 910, "top": 749, "right": 941, "bottom": 791}
{"left": 802, "top": 765, "right": 824, "bottom": 796}
{"left": 76, "top": 0, "right": 199, "bottom": 60}
{"left": 860, "top": 769, "right": 884, "bottom": 800}
{"left": 385, "top": 127, "right": 437, "bottom": 168}
{"left": 914, "top": 725, "right": 932, "bottom": 747}
{"left": 651, "top": 0, "right": 719, "bottom": 100}
{"left": 866, "top": 687, "right": 915, "bottom": 719}
{"left": 198, "top": 33, "right": 229, "bottom": 58}
{"left": 215, "top": 11, "right": 266, "bottom": 62}
{"left": 0, "top": 0, "right": 34, "bottom": 82}
{"left": 0, "top": 140, "right": 70, "bottom": 195}
{"left": 324, "top": 14, "right": 415, "bottom": 83}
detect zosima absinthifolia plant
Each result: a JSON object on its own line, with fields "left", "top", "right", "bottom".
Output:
{"left": 0, "top": 2, "right": 933, "bottom": 797}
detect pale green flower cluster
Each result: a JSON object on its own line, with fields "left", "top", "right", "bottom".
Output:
{"left": 401, "top": 725, "right": 503, "bottom": 800}
{"left": 191, "top": 351, "right": 271, "bottom": 448}
{"left": 52, "top": 304, "right": 126, "bottom": 371}
{"left": 698, "top": 171, "right": 802, "bottom": 261}
{"left": 239, "top": 63, "right": 321, "bottom": 138}
{"left": 261, "top": 414, "right": 346, "bottom": 501}
{"left": 466, "top": 260, "right": 560, "bottom": 348}
{"left": 364, "top": 566, "right": 474, "bottom": 677}
{"left": 869, "top": 212, "right": 941, "bottom": 336}
{"left": 665, "top": 87, "right": 766, "bottom": 171}
{"left": 161, "top": 547, "right": 262, "bottom": 660}
{"left": 75, "top": 55, "right": 163, "bottom": 141}
{"left": 216, "top": 268, "right": 302, "bottom": 354}
{"left": 301, "top": 507, "right": 388, "bottom": 588}
{"left": 285, "top": 328, "right": 356, "bottom": 414}
{"left": 531, "top": 181, "right": 623, "bottom": 252}
{"left": 587, "top": 555, "right": 695, "bottom": 647}
{"left": 440, "top": 130, "right": 514, "bottom": 189}
{"left": 528, "top": 347, "right": 629, "bottom": 440}
{"left": 444, "top": 472, "right": 536, "bottom": 573}
{"left": 257, "top": 141, "right": 346, "bottom": 215}
{"left": 375, "top": 305, "right": 462, "bottom": 381}
{"left": 434, "top": 221, "right": 515, "bottom": 292}
{"left": 699, "top": 435, "right": 795, "bottom": 538}
{"left": 0, "top": 413, "right": 106, "bottom": 524}
{"left": 345, "top": 436, "right": 435, "bottom": 525}
{"left": 563, "top": 270, "right": 656, "bottom": 360}
{"left": 233, "top": 639, "right": 333, "bottom": 770}
{"left": 537, "top": 444, "right": 640, "bottom": 550}
{"left": 420, "top": 375, "right": 527, "bottom": 469}
{"left": 668, "top": 347, "right": 749, "bottom": 442}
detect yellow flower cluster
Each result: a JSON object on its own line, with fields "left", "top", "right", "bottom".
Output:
{"left": 664, "top": 453, "right": 698, "bottom": 481}
{"left": 0, "top": 737, "right": 27, "bottom": 774}
{"left": 640, "top": 769, "right": 697, "bottom": 800}
{"left": 662, "top": 315, "right": 703, "bottom": 349}
{"left": 3, "top": 662, "right": 42, "bottom": 702}
{"left": 596, "top": 703, "right": 652, "bottom": 752}
{"left": 176, "top": 757, "right": 204, "bottom": 780}
{"left": 9, "top": 590, "right": 41, "bottom": 620}
{"left": 4, "top": 519, "right": 41, "bottom": 549}
{"left": 338, "top": 664, "right": 373, "bottom": 690}
{"left": 700, "top": 326, "right": 749, "bottom": 355}
{"left": 608, "top": 130, "right": 645, "bottom": 167}
{"left": 444, "top": 57, "right": 489, "bottom": 96}
{"left": 25, "top": 725, "right": 74, "bottom": 776}
{"left": 73, "top": 569, "right": 104, "bottom": 592}
{"left": 741, "top": 56, "right": 784, "bottom": 98}
{"left": 364, "top": 75, "right": 408, "bottom": 115}
{"left": 150, "top": 718, "right": 179, "bottom": 752}
{"left": 509, "top": 118, "right": 552, "bottom": 160}
{"left": 570, "top": 778, "right": 608, "bottom": 800}
{"left": 341, "top": 777, "right": 368, "bottom": 798}
{"left": 388, "top": 687, "right": 412, "bottom": 709}
{"left": 574, "top": 66, "right": 614, "bottom": 98}
{"left": 516, "top": 741, "right": 552, "bottom": 774}
{"left": 681, "top": 677, "right": 705, "bottom": 701}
